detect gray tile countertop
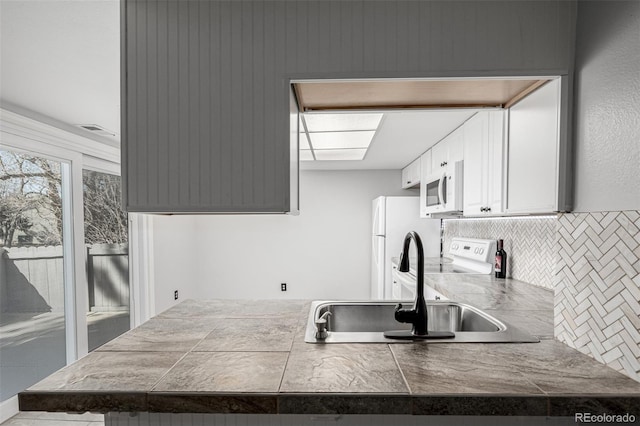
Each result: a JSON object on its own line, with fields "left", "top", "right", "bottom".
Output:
{"left": 18, "top": 279, "right": 640, "bottom": 417}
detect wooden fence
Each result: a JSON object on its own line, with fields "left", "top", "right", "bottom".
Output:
{"left": 0, "top": 244, "right": 128, "bottom": 314}
{"left": 87, "top": 244, "right": 129, "bottom": 312}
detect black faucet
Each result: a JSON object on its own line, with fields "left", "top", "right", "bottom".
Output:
{"left": 384, "top": 231, "right": 454, "bottom": 340}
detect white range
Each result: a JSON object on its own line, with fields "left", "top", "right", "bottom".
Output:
{"left": 391, "top": 237, "right": 497, "bottom": 300}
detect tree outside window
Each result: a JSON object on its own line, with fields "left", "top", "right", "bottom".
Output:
{"left": 0, "top": 150, "right": 62, "bottom": 248}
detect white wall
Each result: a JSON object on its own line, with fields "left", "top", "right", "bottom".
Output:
{"left": 151, "top": 215, "right": 200, "bottom": 314}
{"left": 573, "top": 0, "right": 640, "bottom": 212}
{"left": 191, "top": 170, "right": 410, "bottom": 300}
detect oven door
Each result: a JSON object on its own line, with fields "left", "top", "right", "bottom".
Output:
{"left": 392, "top": 265, "right": 448, "bottom": 300}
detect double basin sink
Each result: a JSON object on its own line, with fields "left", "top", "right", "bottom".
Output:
{"left": 304, "top": 300, "right": 539, "bottom": 343}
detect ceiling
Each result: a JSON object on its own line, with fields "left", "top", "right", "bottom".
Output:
{"left": 300, "top": 109, "right": 479, "bottom": 170}
{"left": 0, "top": 0, "right": 121, "bottom": 146}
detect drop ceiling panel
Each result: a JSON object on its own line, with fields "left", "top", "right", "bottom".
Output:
{"left": 300, "top": 109, "right": 478, "bottom": 170}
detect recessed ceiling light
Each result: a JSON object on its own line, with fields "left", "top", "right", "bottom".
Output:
{"left": 314, "top": 149, "right": 367, "bottom": 161}
{"left": 300, "top": 112, "right": 383, "bottom": 161}
{"left": 309, "top": 131, "right": 376, "bottom": 150}
{"left": 304, "top": 113, "right": 383, "bottom": 132}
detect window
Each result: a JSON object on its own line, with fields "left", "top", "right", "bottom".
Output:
{"left": 0, "top": 150, "right": 68, "bottom": 402}
{"left": 0, "top": 108, "right": 147, "bottom": 419}
{"left": 83, "top": 169, "right": 130, "bottom": 351}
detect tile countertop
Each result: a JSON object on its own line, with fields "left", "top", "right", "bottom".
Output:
{"left": 19, "top": 277, "right": 640, "bottom": 418}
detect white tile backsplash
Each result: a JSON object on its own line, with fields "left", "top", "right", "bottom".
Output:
{"left": 555, "top": 211, "right": 640, "bottom": 382}
{"left": 443, "top": 211, "right": 640, "bottom": 382}
{"left": 442, "top": 216, "right": 557, "bottom": 289}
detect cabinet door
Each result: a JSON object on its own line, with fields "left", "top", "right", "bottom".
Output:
{"left": 447, "top": 126, "right": 464, "bottom": 163}
{"left": 401, "top": 158, "right": 422, "bottom": 189}
{"left": 410, "top": 158, "right": 422, "bottom": 184}
{"left": 462, "top": 111, "right": 505, "bottom": 217}
{"left": 432, "top": 126, "right": 464, "bottom": 173}
{"left": 431, "top": 139, "right": 449, "bottom": 171}
{"left": 462, "top": 112, "right": 487, "bottom": 216}
{"left": 507, "top": 79, "right": 560, "bottom": 214}
{"left": 486, "top": 111, "right": 506, "bottom": 214}
{"left": 401, "top": 167, "right": 411, "bottom": 189}
{"left": 421, "top": 150, "right": 432, "bottom": 178}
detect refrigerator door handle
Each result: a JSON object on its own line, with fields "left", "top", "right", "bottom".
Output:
{"left": 372, "top": 197, "right": 386, "bottom": 236}
{"left": 371, "top": 236, "right": 386, "bottom": 300}
{"left": 372, "top": 237, "right": 378, "bottom": 266}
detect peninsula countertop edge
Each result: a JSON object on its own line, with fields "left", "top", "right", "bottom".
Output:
{"left": 18, "top": 276, "right": 640, "bottom": 416}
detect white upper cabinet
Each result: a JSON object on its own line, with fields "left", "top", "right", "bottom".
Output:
{"left": 410, "top": 77, "right": 570, "bottom": 217}
{"left": 401, "top": 157, "right": 422, "bottom": 189}
{"left": 421, "top": 150, "right": 432, "bottom": 181}
{"left": 506, "top": 79, "right": 562, "bottom": 214}
{"left": 463, "top": 111, "right": 506, "bottom": 216}
{"left": 431, "top": 126, "right": 464, "bottom": 173}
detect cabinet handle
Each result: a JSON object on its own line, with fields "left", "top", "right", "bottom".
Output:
{"left": 486, "top": 207, "right": 491, "bottom": 212}
{"left": 406, "top": 181, "right": 411, "bottom": 184}
{"left": 443, "top": 161, "right": 448, "bottom": 166}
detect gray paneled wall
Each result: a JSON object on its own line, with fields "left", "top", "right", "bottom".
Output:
{"left": 106, "top": 412, "right": 575, "bottom": 426}
{"left": 123, "top": 0, "right": 577, "bottom": 213}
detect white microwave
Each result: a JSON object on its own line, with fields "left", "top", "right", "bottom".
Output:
{"left": 421, "top": 160, "right": 463, "bottom": 216}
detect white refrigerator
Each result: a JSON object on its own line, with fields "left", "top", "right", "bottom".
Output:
{"left": 371, "top": 196, "right": 441, "bottom": 300}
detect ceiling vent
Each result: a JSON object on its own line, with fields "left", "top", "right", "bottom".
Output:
{"left": 77, "top": 124, "right": 116, "bottom": 136}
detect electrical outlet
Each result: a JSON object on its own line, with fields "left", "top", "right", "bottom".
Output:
{"left": 174, "top": 290, "right": 179, "bottom": 300}
{"left": 281, "top": 283, "right": 287, "bottom": 292}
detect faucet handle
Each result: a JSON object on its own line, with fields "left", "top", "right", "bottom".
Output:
{"left": 315, "top": 311, "right": 331, "bottom": 340}
{"left": 316, "top": 311, "right": 331, "bottom": 324}
{"left": 394, "top": 303, "right": 417, "bottom": 324}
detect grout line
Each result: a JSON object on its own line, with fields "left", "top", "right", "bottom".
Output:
{"left": 388, "top": 344, "right": 412, "bottom": 394}
{"left": 147, "top": 350, "right": 194, "bottom": 393}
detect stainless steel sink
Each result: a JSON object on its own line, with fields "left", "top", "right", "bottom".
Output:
{"left": 304, "top": 301, "right": 539, "bottom": 343}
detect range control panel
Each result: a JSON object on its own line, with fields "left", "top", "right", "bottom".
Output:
{"left": 448, "top": 238, "right": 496, "bottom": 263}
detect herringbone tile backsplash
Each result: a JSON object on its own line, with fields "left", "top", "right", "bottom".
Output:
{"left": 443, "top": 211, "right": 640, "bottom": 382}
{"left": 443, "top": 216, "right": 557, "bottom": 289}
{"left": 555, "top": 211, "right": 640, "bottom": 382}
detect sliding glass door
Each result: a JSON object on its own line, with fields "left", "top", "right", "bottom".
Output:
{"left": 0, "top": 111, "right": 144, "bottom": 421}
{"left": 0, "top": 149, "right": 69, "bottom": 402}
{"left": 82, "top": 169, "right": 130, "bottom": 351}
